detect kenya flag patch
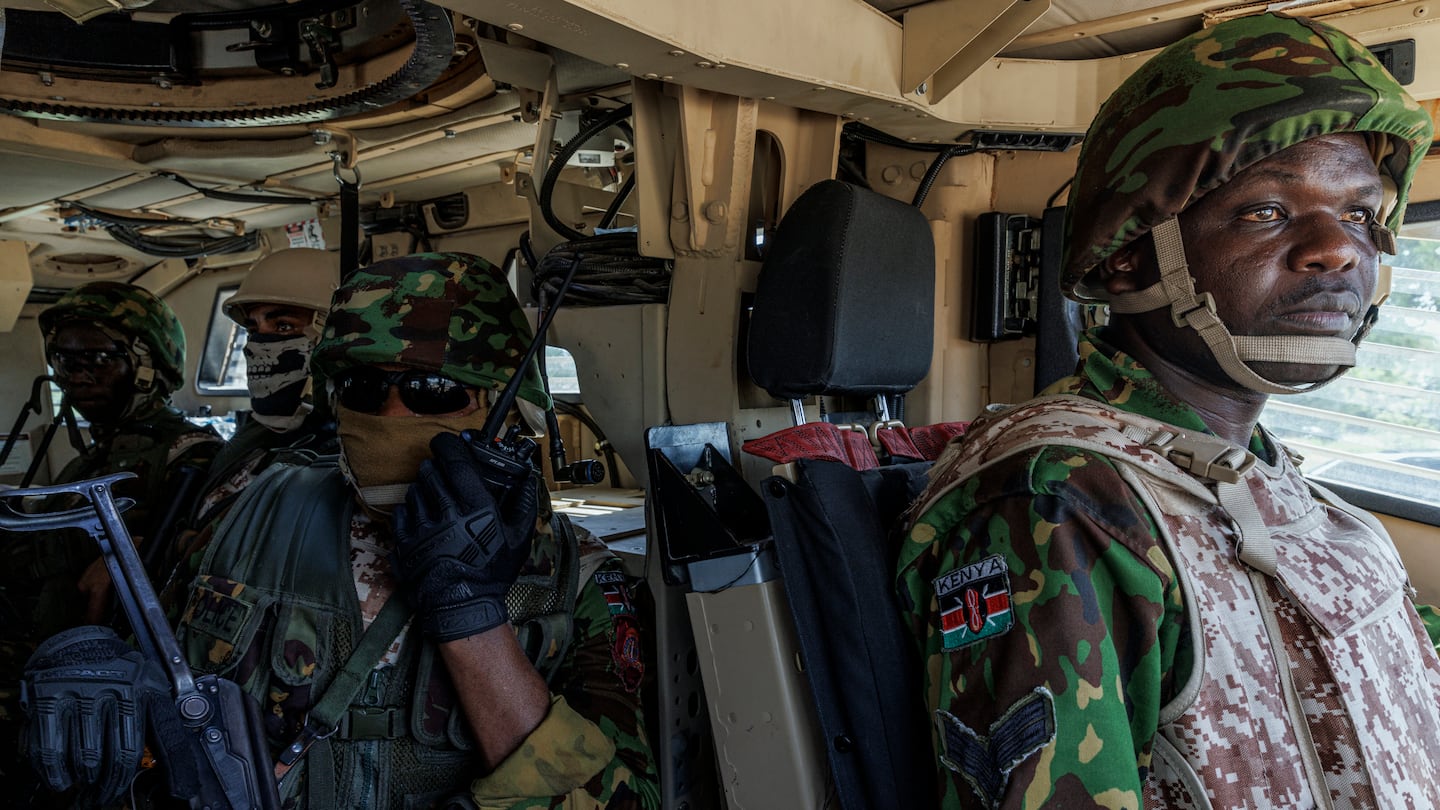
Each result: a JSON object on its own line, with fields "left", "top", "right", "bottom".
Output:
{"left": 935, "top": 554, "right": 1013, "bottom": 651}
{"left": 595, "top": 570, "right": 635, "bottom": 617}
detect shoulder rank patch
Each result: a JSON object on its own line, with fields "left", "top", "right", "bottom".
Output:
{"left": 934, "top": 554, "right": 1013, "bottom": 651}
{"left": 594, "top": 570, "right": 644, "bottom": 692}
{"left": 936, "top": 687, "right": 1056, "bottom": 809}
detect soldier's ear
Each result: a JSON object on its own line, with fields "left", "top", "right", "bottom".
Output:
{"left": 1099, "top": 238, "right": 1154, "bottom": 296}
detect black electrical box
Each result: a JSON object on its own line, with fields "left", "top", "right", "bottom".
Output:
{"left": 971, "top": 212, "right": 1042, "bottom": 342}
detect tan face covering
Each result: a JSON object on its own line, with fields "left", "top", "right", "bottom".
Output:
{"left": 335, "top": 404, "right": 488, "bottom": 512}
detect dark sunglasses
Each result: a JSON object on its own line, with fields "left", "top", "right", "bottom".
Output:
{"left": 332, "top": 367, "right": 475, "bottom": 415}
{"left": 48, "top": 347, "right": 129, "bottom": 373}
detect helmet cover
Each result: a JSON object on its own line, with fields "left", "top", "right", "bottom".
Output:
{"left": 39, "top": 280, "right": 186, "bottom": 394}
{"left": 312, "top": 252, "right": 552, "bottom": 410}
{"left": 1062, "top": 11, "right": 1434, "bottom": 302}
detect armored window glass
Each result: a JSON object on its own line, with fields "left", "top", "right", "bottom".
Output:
{"left": 546, "top": 345, "right": 580, "bottom": 398}
{"left": 195, "top": 285, "right": 248, "bottom": 396}
{"left": 1261, "top": 232, "right": 1440, "bottom": 524}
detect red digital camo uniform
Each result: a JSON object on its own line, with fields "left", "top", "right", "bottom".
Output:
{"left": 898, "top": 13, "right": 1440, "bottom": 810}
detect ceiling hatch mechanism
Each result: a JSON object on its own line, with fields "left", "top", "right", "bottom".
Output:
{"left": 0, "top": 0, "right": 458, "bottom": 126}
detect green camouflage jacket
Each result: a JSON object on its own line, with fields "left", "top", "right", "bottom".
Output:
{"left": 895, "top": 327, "right": 1440, "bottom": 809}
{"left": 178, "top": 460, "right": 657, "bottom": 810}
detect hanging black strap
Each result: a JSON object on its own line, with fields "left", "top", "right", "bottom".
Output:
{"left": 332, "top": 155, "right": 362, "bottom": 279}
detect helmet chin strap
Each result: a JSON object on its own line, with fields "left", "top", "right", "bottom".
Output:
{"left": 1107, "top": 217, "right": 1372, "bottom": 396}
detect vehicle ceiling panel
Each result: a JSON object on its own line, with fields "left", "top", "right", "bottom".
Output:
{"left": 0, "top": 155, "right": 132, "bottom": 208}
{"left": 371, "top": 162, "right": 510, "bottom": 201}
{"left": 0, "top": 0, "right": 1421, "bottom": 296}
{"left": 81, "top": 175, "right": 222, "bottom": 212}
{"left": 868, "top": 0, "right": 1357, "bottom": 58}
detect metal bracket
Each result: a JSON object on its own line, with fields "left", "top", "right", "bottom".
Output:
{"left": 672, "top": 86, "right": 758, "bottom": 256}
{"left": 312, "top": 125, "right": 358, "bottom": 170}
{"left": 901, "top": 0, "right": 1051, "bottom": 104}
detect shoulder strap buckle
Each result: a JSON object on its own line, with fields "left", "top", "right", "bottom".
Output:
{"left": 1133, "top": 428, "right": 1255, "bottom": 484}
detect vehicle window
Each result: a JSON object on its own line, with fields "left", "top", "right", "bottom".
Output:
{"left": 1261, "top": 234, "right": 1440, "bottom": 522}
{"left": 195, "top": 286, "right": 247, "bottom": 396}
{"left": 546, "top": 346, "right": 580, "bottom": 397}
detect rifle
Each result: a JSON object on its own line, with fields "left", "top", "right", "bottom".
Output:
{"left": 0, "top": 472, "right": 281, "bottom": 810}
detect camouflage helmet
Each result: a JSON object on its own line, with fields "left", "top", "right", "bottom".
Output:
{"left": 1062, "top": 11, "right": 1434, "bottom": 301}
{"left": 311, "top": 252, "right": 552, "bottom": 410}
{"left": 39, "top": 280, "right": 186, "bottom": 394}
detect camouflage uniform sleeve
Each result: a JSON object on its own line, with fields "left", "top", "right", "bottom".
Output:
{"left": 897, "top": 446, "right": 1186, "bottom": 809}
{"left": 468, "top": 554, "right": 659, "bottom": 809}
{"left": 1415, "top": 603, "right": 1440, "bottom": 653}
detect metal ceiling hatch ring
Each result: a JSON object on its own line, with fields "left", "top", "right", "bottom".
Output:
{"left": 0, "top": 0, "right": 456, "bottom": 126}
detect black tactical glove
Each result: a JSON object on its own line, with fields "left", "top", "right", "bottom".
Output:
{"left": 393, "top": 430, "right": 540, "bottom": 643}
{"left": 20, "top": 625, "right": 194, "bottom": 807}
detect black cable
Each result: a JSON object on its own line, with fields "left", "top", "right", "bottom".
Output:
{"left": 105, "top": 225, "right": 259, "bottom": 257}
{"left": 599, "top": 173, "right": 635, "bottom": 230}
{"left": 518, "top": 230, "right": 540, "bottom": 273}
{"left": 843, "top": 121, "right": 959, "bottom": 153}
{"left": 157, "top": 171, "right": 326, "bottom": 205}
{"left": 499, "top": 245, "right": 521, "bottom": 275}
{"left": 531, "top": 233, "right": 670, "bottom": 307}
{"left": 911, "top": 144, "right": 976, "bottom": 208}
{"left": 554, "top": 400, "right": 621, "bottom": 486}
{"left": 1046, "top": 178, "right": 1072, "bottom": 210}
{"left": 63, "top": 200, "right": 259, "bottom": 257}
{"left": 62, "top": 201, "right": 199, "bottom": 229}
{"left": 532, "top": 288, "right": 569, "bottom": 475}
{"left": 539, "top": 104, "right": 633, "bottom": 242}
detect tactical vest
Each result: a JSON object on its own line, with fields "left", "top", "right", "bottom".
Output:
{"left": 192, "top": 412, "right": 339, "bottom": 529}
{"left": 914, "top": 395, "right": 1440, "bottom": 809}
{"left": 178, "top": 459, "right": 581, "bottom": 809}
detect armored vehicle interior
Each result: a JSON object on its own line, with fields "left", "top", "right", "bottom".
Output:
{"left": 1, "top": 0, "right": 1439, "bottom": 806}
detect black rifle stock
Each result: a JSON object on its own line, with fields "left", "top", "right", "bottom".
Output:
{"left": 0, "top": 472, "right": 280, "bottom": 810}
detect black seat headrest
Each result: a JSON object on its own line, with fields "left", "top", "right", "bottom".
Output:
{"left": 747, "top": 180, "right": 934, "bottom": 400}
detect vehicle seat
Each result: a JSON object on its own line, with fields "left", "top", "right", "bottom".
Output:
{"left": 746, "top": 179, "right": 939, "bottom": 810}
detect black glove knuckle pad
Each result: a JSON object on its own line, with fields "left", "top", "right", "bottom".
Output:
{"left": 393, "top": 432, "right": 541, "bottom": 643}
{"left": 21, "top": 625, "right": 176, "bottom": 805}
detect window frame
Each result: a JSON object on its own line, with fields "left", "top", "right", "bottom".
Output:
{"left": 1273, "top": 202, "right": 1440, "bottom": 527}
{"left": 194, "top": 285, "right": 248, "bottom": 397}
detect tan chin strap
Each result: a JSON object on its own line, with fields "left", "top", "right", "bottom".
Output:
{"left": 1107, "top": 218, "right": 1359, "bottom": 396}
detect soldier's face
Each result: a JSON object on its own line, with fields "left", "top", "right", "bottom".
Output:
{"left": 240, "top": 303, "right": 315, "bottom": 337}
{"left": 47, "top": 323, "right": 136, "bottom": 423}
{"left": 1122, "top": 134, "right": 1384, "bottom": 386}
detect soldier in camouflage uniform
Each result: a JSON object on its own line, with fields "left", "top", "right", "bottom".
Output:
{"left": 162, "top": 249, "right": 341, "bottom": 614}
{"left": 20, "top": 253, "right": 657, "bottom": 808}
{"left": 898, "top": 13, "right": 1440, "bottom": 809}
{"left": 1, "top": 281, "right": 220, "bottom": 802}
